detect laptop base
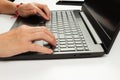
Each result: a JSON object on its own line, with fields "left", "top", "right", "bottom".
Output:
{"left": 0, "top": 52, "right": 104, "bottom": 61}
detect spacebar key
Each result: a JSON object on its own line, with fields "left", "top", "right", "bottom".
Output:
{"left": 60, "top": 48, "right": 75, "bottom": 52}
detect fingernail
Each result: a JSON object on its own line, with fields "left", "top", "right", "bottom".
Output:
{"left": 47, "top": 18, "right": 50, "bottom": 20}
{"left": 48, "top": 49, "right": 53, "bottom": 54}
{"left": 47, "top": 17, "right": 50, "bottom": 20}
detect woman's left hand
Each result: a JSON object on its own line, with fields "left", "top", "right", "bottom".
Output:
{"left": 18, "top": 3, "right": 50, "bottom": 20}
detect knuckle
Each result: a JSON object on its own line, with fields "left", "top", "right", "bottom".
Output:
{"left": 39, "top": 31, "right": 45, "bottom": 35}
{"left": 19, "top": 25, "right": 26, "bottom": 29}
{"left": 39, "top": 4, "right": 48, "bottom": 8}
{"left": 43, "top": 4, "right": 47, "bottom": 7}
{"left": 33, "top": 2, "right": 37, "bottom": 4}
{"left": 41, "top": 26, "right": 47, "bottom": 29}
{"left": 27, "top": 3, "right": 32, "bottom": 6}
{"left": 40, "top": 27, "right": 47, "bottom": 31}
{"left": 18, "top": 25, "right": 29, "bottom": 32}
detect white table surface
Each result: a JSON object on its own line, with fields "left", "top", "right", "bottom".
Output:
{"left": 0, "top": 0, "right": 120, "bottom": 80}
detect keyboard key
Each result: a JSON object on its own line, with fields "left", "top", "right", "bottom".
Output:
{"left": 67, "top": 44, "right": 75, "bottom": 48}
{"left": 54, "top": 48, "right": 59, "bottom": 52}
{"left": 67, "top": 41, "right": 74, "bottom": 44}
{"left": 54, "top": 33, "right": 58, "bottom": 39}
{"left": 66, "top": 36, "right": 72, "bottom": 39}
{"left": 60, "top": 45, "right": 67, "bottom": 48}
{"left": 85, "top": 47, "right": 89, "bottom": 51}
{"left": 60, "top": 48, "right": 76, "bottom": 52}
{"left": 66, "top": 38, "right": 74, "bottom": 42}
{"left": 77, "top": 47, "right": 84, "bottom": 51}
{"left": 76, "top": 44, "right": 83, "bottom": 47}
{"left": 75, "top": 41, "right": 82, "bottom": 44}
{"left": 60, "top": 42, "right": 66, "bottom": 45}
{"left": 59, "top": 39, "right": 66, "bottom": 42}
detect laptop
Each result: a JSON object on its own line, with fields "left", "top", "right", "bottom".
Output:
{"left": 0, "top": 0, "right": 120, "bottom": 60}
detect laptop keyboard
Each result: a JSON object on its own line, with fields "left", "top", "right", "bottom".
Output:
{"left": 45, "top": 10, "right": 89, "bottom": 52}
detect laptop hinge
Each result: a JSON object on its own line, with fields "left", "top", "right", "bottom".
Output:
{"left": 80, "top": 12, "right": 102, "bottom": 44}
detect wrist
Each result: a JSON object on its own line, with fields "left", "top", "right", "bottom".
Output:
{"left": 15, "top": 3, "right": 23, "bottom": 17}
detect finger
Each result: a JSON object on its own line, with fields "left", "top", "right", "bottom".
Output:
{"left": 29, "top": 9, "right": 37, "bottom": 15}
{"left": 44, "top": 29, "right": 56, "bottom": 41}
{"left": 29, "top": 44, "right": 53, "bottom": 54}
{"left": 34, "top": 3, "right": 50, "bottom": 20}
{"left": 38, "top": 27, "right": 55, "bottom": 40}
{"left": 40, "top": 5, "right": 50, "bottom": 20}
{"left": 36, "top": 8, "right": 49, "bottom": 20}
{"left": 29, "top": 27, "right": 56, "bottom": 42}
{"left": 30, "top": 31, "right": 56, "bottom": 46}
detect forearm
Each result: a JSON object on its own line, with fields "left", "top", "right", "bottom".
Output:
{"left": 0, "top": 0, "right": 16, "bottom": 14}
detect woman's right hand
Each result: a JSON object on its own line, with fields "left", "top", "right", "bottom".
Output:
{"left": 0, "top": 25, "right": 56, "bottom": 57}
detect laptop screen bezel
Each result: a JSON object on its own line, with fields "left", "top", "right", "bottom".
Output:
{"left": 82, "top": 0, "right": 120, "bottom": 53}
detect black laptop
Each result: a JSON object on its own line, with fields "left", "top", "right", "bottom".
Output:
{"left": 1, "top": 0, "right": 120, "bottom": 60}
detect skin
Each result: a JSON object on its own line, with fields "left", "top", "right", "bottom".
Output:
{"left": 0, "top": 0, "right": 56, "bottom": 57}
{"left": 0, "top": 25, "right": 56, "bottom": 57}
{"left": 0, "top": 0, "right": 50, "bottom": 20}
{"left": 18, "top": 3, "right": 50, "bottom": 20}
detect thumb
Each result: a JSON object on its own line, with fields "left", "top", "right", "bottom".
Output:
{"left": 29, "top": 44, "right": 53, "bottom": 54}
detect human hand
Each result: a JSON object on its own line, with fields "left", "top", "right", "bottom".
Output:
{"left": 17, "top": 3, "right": 50, "bottom": 20}
{"left": 0, "top": 25, "right": 56, "bottom": 57}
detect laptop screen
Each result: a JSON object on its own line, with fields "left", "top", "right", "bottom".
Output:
{"left": 83, "top": 0, "right": 120, "bottom": 52}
